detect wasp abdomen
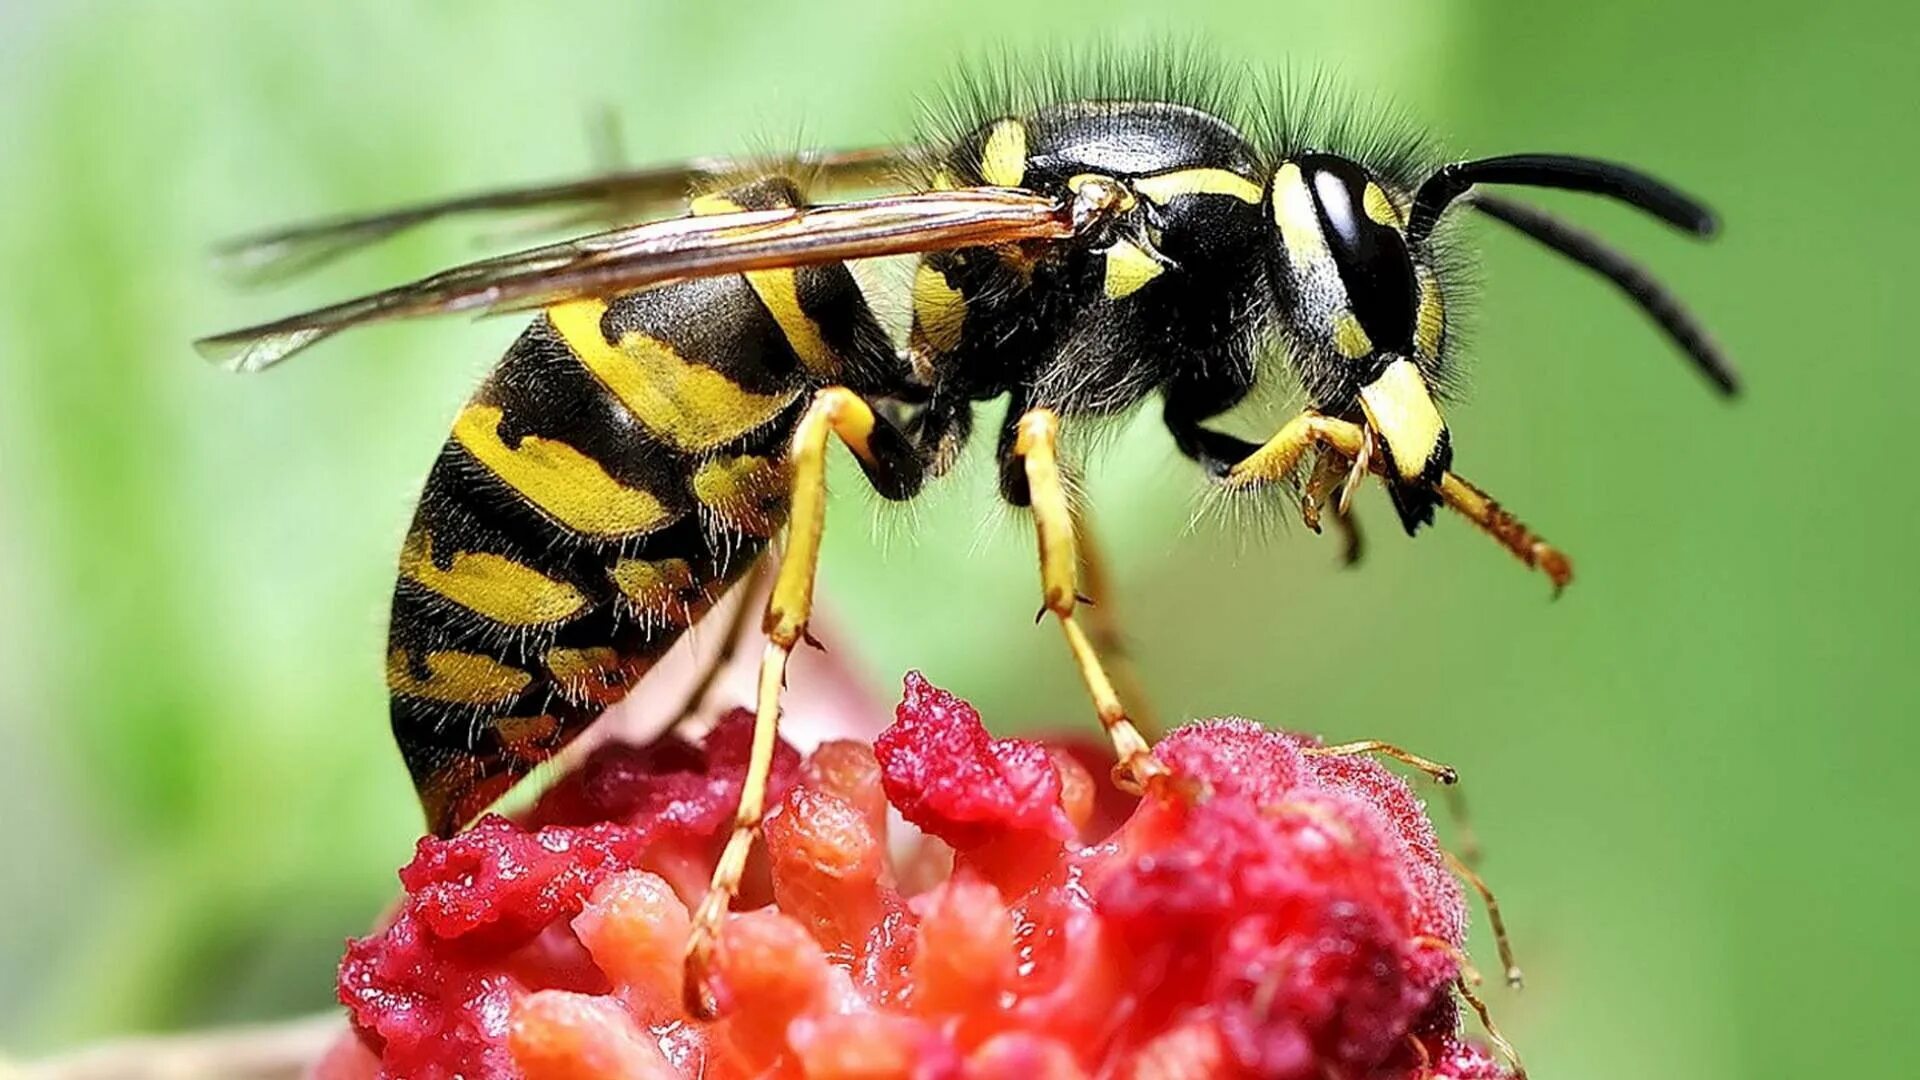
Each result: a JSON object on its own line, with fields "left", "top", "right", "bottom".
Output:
{"left": 386, "top": 178, "right": 899, "bottom": 835}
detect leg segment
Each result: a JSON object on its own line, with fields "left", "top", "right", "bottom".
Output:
{"left": 1302, "top": 448, "right": 1367, "bottom": 567}
{"left": 1305, "top": 739, "right": 1459, "bottom": 785}
{"left": 1220, "top": 411, "right": 1572, "bottom": 592}
{"left": 1012, "top": 409, "right": 1165, "bottom": 791}
{"left": 1447, "top": 849, "right": 1525, "bottom": 989}
{"left": 683, "top": 387, "right": 922, "bottom": 1017}
{"left": 1068, "top": 500, "right": 1160, "bottom": 739}
{"left": 1307, "top": 739, "right": 1524, "bottom": 991}
{"left": 1219, "top": 410, "right": 1368, "bottom": 490}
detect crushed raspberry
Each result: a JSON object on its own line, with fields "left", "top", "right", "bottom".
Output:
{"left": 330, "top": 675, "right": 1515, "bottom": 1079}
{"left": 876, "top": 673, "right": 1073, "bottom": 846}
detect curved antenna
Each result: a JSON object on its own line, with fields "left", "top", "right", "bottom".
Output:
{"left": 1407, "top": 153, "right": 1717, "bottom": 244}
{"left": 1473, "top": 194, "right": 1739, "bottom": 396}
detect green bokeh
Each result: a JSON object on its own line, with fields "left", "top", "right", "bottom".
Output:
{"left": 1, "top": 2, "right": 1913, "bottom": 1076}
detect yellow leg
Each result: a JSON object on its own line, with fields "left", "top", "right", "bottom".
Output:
{"left": 1221, "top": 410, "right": 1368, "bottom": 491}
{"left": 1224, "top": 411, "right": 1571, "bottom": 592}
{"left": 683, "top": 387, "right": 886, "bottom": 1018}
{"left": 1013, "top": 409, "right": 1165, "bottom": 792}
{"left": 1068, "top": 501, "right": 1160, "bottom": 740}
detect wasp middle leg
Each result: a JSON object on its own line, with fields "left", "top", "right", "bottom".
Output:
{"left": 1011, "top": 408, "right": 1167, "bottom": 792}
{"left": 1068, "top": 499, "right": 1160, "bottom": 739}
{"left": 683, "top": 386, "right": 924, "bottom": 1017}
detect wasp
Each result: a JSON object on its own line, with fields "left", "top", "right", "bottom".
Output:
{"left": 200, "top": 63, "right": 1736, "bottom": 1013}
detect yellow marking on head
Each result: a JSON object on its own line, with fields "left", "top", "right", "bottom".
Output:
{"left": 399, "top": 532, "right": 587, "bottom": 627}
{"left": 1067, "top": 173, "right": 1137, "bottom": 212}
{"left": 931, "top": 169, "right": 958, "bottom": 192}
{"left": 1414, "top": 265, "right": 1446, "bottom": 361}
{"left": 452, "top": 402, "right": 672, "bottom": 537}
{"left": 980, "top": 119, "right": 1028, "bottom": 188}
{"left": 1103, "top": 239, "right": 1166, "bottom": 299}
{"left": 1358, "top": 359, "right": 1448, "bottom": 482}
{"left": 1363, "top": 182, "right": 1405, "bottom": 228}
{"left": 1333, "top": 310, "right": 1374, "bottom": 360}
{"left": 549, "top": 299, "right": 800, "bottom": 453}
{"left": 741, "top": 267, "right": 839, "bottom": 376}
{"left": 1134, "top": 167, "right": 1263, "bottom": 206}
{"left": 692, "top": 453, "right": 791, "bottom": 537}
{"left": 1273, "top": 163, "right": 1327, "bottom": 264}
{"left": 912, "top": 262, "right": 966, "bottom": 353}
{"left": 609, "top": 556, "right": 707, "bottom": 628}
{"left": 387, "top": 648, "right": 531, "bottom": 706}
{"left": 689, "top": 192, "right": 746, "bottom": 216}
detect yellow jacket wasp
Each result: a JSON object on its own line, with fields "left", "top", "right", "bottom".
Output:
{"left": 201, "top": 66, "right": 1736, "bottom": 1012}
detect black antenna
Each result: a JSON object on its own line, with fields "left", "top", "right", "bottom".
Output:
{"left": 1407, "top": 153, "right": 1717, "bottom": 244}
{"left": 1472, "top": 194, "right": 1739, "bottom": 396}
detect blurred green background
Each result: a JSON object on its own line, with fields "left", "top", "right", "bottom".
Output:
{"left": 2, "top": 1, "right": 1914, "bottom": 1076}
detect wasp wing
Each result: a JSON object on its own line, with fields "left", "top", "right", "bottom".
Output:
{"left": 213, "top": 147, "right": 910, "bottom": 286}
{"left": 196, "top": 187, "right": 1070, "bottom": 372}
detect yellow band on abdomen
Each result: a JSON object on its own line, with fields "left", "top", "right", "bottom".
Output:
{"left": 549, "top": 299, "right": 799, "bottom": 453}
{"left": 399, "top": 532, "right": 587, "bottom": 626}
{"left": 387, "top": 648, "right": 531, "bottom": 706}
{"left": 453, "top": 402, "right": 674, "bottom": 538}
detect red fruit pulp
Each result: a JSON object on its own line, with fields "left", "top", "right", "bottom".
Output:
{"left": 332, "top": 674, "right": 1512, "bottom": 1080}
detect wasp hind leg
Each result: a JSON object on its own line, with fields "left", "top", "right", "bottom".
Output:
{"left": 683, "top": 387, "right": 924, "bottom": 1018}
{"left": 1011, "top": 409, "right": 1167, "bottom": 792}
{"left": 1218, "top": 411, "right": 1573, "bottom": 592}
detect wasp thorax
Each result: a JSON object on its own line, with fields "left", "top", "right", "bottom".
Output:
{"left": 1270, "top": 154, "right": 1419, "bottom": 361}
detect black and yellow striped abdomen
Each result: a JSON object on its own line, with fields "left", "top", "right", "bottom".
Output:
{"left": 387, "top": 177, "right": 908, "bottom": 835}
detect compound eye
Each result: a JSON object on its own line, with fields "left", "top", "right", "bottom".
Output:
{"left": 1299, "top": 154, "right": 1418, "bottom": 355}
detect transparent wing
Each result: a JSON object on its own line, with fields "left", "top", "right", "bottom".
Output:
{"left": 196, "top": 187, "right": 1070, "bottom": 372}
{"left": 213, "top": 146, "right": 910, "bottom": 285}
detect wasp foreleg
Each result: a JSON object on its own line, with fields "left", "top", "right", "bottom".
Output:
{"left": 1302, "top": 447, "right": 1367, "bottom": 568}
{"left": 1219, "top": 412, "right": 1571, "bottom": 592}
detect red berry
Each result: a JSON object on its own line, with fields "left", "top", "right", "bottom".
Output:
{"left": 329, "top": 677, "right": 1514, "bottom": 1080}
